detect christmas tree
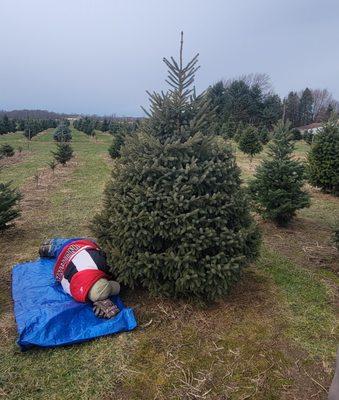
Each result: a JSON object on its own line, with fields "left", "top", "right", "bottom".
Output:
{"left": 108, "top": 132, "right": 125, "bottom": 159}
{"left": 221, "top": 117, "right": 237, "bottom": 139}
{"left": 258, "top": 126, "right": 270, "bottom": 145}
{"left": 92, "top": 33, "right": 260, "bottom": 299}
{"left": 52, "top": 142, "right": 73, "bottom": 165}
{"left": 234, "top": 121, "right": 246, "bottom": 143}
{"left": 101, "top": 119, "right": 109, "bottom": 132}
{"left": 0, "top": 144, "right": 15, "bottom": 158}
{"left": 238, "top": 125, "right": 263, "bottom": 161}
{"left": 249, "top": 120, "right": 310, "bottom": 226}
{"left": 0, "top": 181, "right": 22, "bottom": 231}
{"left": 53, "top": 122, "right": 72, "bottom": 142}
{"left": 307, "top": 120, "right": 339, "bottom": 196}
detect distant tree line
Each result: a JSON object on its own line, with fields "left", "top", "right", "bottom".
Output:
{"left": 207, "top": 74, "right": 283, "bottom": 137}
{"left": 74, "top": 117, "right": 140, "bottom": 137}
{"left": 0, "top": 109, "right": 74, "bottom": 120}
{"left": 284, "top": 88, "right": 337, "bottom": 127}
{"left": 207, "top": 74, "right": 338, "bottom": 137}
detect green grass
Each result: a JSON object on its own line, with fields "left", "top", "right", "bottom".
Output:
{"left": 0, "top": 130, "right": 56, "bottom": 186}
{"left": 259, "top": 248, "right": 337, "bottom": 357}
{"left": 0, "top": 130, "right": 337, "bottom": 399}
{"left": 299, "top": 188, "right": 339, "bottom": 227}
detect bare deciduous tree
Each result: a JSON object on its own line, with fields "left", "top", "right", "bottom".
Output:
{"left": 311, "top": 88, "right": 334, "bottom": 121}
{"left": 223, "top": 73, "right": 272, "bottom": 94}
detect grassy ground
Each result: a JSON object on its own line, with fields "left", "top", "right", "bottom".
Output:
{"left": 0, "top": 131, "right": 337, "bottom": 400}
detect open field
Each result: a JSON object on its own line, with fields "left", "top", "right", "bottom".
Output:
{"left": 0, "top": 129, "right": 338, "bottom": 400}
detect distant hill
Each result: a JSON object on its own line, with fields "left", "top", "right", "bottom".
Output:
{"left": 0, "top": 109, "right": 140, "bottom": 121}
{"left": 0, "top": 109, "right": 76, "bottom": 119}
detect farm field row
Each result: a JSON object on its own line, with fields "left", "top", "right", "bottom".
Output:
{"left": 0, "top": 128, "right": 337, "bottom": 400}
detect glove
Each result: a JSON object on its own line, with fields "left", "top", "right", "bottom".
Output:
{"left": 39, "top": 239, "right": 54, "bottom": 258}
{"left": 92, "top": 299, "right": 120, "bottom": 319}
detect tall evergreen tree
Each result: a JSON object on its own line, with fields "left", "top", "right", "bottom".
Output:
{"left": 92, "top": 34, "right": 260, "bottom": 300}
{"left": 261, "top": 94, "right": 282, "bottom": 129}
{"left": 206, "top": 81, "right": 225, "bottom": 132}
{"left": 221, "top": 78, "right": 281, "bottom": 130}
{"left": 285, "top": 91, "right": 300, "bottom": 127}
{"left": 249, "top": 120, "right": 310, "bottom": 226}
{"left": 224, "top": 80, "right": 254, "bottom": 125}
{"left": 299, "top": 88, "right": 314, "bottom": 126}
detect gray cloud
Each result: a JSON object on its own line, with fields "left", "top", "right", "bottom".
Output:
{"left": 1, "top": 0, "right": 338, "bottom": 116}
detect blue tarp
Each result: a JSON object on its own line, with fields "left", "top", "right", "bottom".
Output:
{"left": 12, "top": 258, "right": 137, "bottom": 350}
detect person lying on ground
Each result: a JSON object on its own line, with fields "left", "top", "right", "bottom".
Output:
{"left": 39, "top": 237, "right": 120, "bottom": 319}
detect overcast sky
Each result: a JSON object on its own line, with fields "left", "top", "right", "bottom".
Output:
{"left": 1, "top": 0, "right": 338, "bottom": 116}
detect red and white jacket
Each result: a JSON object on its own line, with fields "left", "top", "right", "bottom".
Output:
{"left": 54, "top": 239, "right": 111, "bottom": 302}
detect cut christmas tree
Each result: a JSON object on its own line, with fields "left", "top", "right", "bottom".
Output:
{"left": 92, "top": 33, "right": 260, "bottom": 299}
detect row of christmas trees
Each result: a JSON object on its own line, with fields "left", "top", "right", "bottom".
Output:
{"left": 0, "top": 115, "right": 58, "bottom": 137}
{"left": 73, "top": 117, "right": 139, "bottom": 137}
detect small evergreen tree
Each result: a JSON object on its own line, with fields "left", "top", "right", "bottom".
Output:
{"left": 0, "top": 181, "right": 22, "bottom": 231}
{"left": 53, "top": 122, "right": 72, "bottom": 142}
{"left": 307, "top": 120, "right": 339, "bottom": 195}
{"left": 2, "top": 115, "right": 11, "bottom": 134}
{"left": 238, "top": 125, "right": 263, "bottom": 161}
{"left": 108, "top": 132, "right": 125, "bottom": 158}
{"left": 303, "top": 130, "right": 313, "bottom": 145}
{"left": 221, "top": 117, "right": 237, "bottom": 139}
{"left": 233, "top": 121, "right": 246, "bottom": 143}
{"left": 18, "top": 119, "right": 26, "bottom": 131}
{"left": 52, "top": 143, "right": 73, "bottom": 165}
{"left": 92, "top": 33, "right": 260, "bottom": 300}
{"left": 0, "top": 144, "right": 15, "bottom": 157}
{"left": 258, "top": 127, "right": 270, "bottom": 145}
{"left": 48, "top": 160, "right": 57, "bottom": 175}
{"left": 249, "top": 120, "right": 310, "bottom": 226}
{"left": 101, "top": 119, "right": 109, "bottom": 132}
